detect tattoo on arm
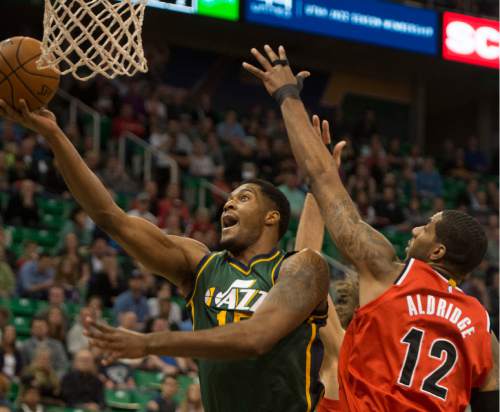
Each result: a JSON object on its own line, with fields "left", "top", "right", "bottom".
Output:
{"left": 313, "top": 183, "right": 398, "bottom": 277}
{"left": 265, "top": 249, "right": 329, "bottom": 315}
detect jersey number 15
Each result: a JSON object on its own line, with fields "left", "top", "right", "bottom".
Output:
{"left": 398, "top": 327, "right": 458, "bottom": 401}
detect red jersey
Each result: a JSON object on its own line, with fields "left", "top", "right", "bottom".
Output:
{"left": 338, "top": 258, "right": 492, "bottom": 412}
{"left": 317, "top": 398, "right": 341, "bottom": 412}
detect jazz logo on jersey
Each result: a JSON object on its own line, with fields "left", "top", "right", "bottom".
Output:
{"left": 205, "top": 279, "right": 268, "bottom": 313}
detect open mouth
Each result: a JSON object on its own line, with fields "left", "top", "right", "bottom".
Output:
{"left": 222, "top": 214, "right": 239, "bottom": 231}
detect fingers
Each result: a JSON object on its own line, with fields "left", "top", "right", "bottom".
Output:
{"left": 296, "top": 71, "right": 311, "bottom": 80}
{"left": 278, "top": 45, "right": 288, "bottom": 60}
{"left": 0, "top": 99, "right": 19, "bottom": 120}
{"left": 242, "top": 62, "right": 266, "bottom": 79}
{"left": 321, "top": 120, "right": 331, "bottom": 146}
{"left": 333, "top": 141, "right": 347, "bottom": 168}
{"left": 312, "top": 115, "right": 321, "bottom": 137}
{"left": 251, "top": 48, "right": 272, "bottom": 71}
{"left": 19, "top": 99, "right": 32, "bottom": 119}
{"left": 263, "top": 44, "right": 279, "bottom": 63}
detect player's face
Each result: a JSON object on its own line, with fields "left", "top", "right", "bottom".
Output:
{"left": 220, "top": 184, "right": 268, "bottom": 253}
{"left": 406, "top": 213, "right": 443, "bottom": 261}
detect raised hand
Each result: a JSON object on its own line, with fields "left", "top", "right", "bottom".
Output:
{"left": 243, "top": 45, "right": 310, "bottom": 97}
{"left": 311, "top": 114, "right": 346, "bottom": 169}
{"left": 84, "top": 318, "right": 148, "bottom": 365}
{"left": 0, "top": 98, "right": 61, "bottom": 137}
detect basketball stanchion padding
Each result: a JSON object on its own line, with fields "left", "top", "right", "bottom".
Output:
{"left": 38, "top": 0, "right": 149, "bottom": 81}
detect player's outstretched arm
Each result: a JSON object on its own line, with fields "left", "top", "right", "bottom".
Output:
{"left": 84, "top": 249, "right": 329, "bottom": 362}
{"left": 243, "top": 46, "right": 402, "bottom": 288}
{"left": 0, "top": 100, "right": 208, "bottom": 295}
{"left": 471, "top": 333, "right": 499, "bottom": 412}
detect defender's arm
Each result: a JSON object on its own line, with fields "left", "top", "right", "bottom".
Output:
{"left": 243, "top": 46, "right": 401, "bottom": 290}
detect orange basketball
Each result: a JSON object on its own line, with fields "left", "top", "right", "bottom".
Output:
{"left": 0, "top": 36, "right": 60, "bottom": 111}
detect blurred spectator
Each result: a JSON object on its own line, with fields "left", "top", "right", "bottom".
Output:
{"left": 0, "top": 310, "right": 9, "bottom": 341}
{"left": 4, "top": 180, "right": 39, "bottom": 228}
{"left": 374, "top": 187, "right": 405, "bottom": 229}
{"left": 0, "top": 373, "right": 12, "bottom": 411}
{"left": 157, "top": 184, "right": 190, "bottom": 230}
{"left": 0, "top": 325, "right": 23, "bottom": 379}
{"left": 112, "top": 104, "right": 146, "bottom": 140}
{"left": 119, "top": 312, "right": 140, "bottom": 332}
{"left": 21, "top": 347, "right": 60, "bottom": 405}
{"left": 53, "top": 255, "right": 89, "bottom": 302}
{"left": 55, "top": 208, "right": 93, "bottom": 254}
{"left": 354, "top": 110, "right": 378, "bottom": 141}
{"left": 450, "top": 148, "right": 473, "bottom": 181}
{"left": 99, "top": 359, "right": 135, "bottom": 390}
{"left": 0, "top": 249, "right": 15, "bottom": 298}
{"left": 278, "top": 173, "right": 305, "bottom": 220}
{"left": 187, "top": 208, "right": 216, "bottom": 240}
{"left": 216, "top": 110, "right": 245, "bottom": 142}
{"left": 146, "top": 376, "right": 178, "bottom": 412}
{"left": 354, "top": 191, "right": 376, "bottom": 225}
{"left": 128, "top": 193, "right": 158, "bottom": 225}
{"left": 20, "top": 317, "right": 68, "bottom": 377}
{"left": 44, "top": 307, "right": 68, "bottom": 345}
{"left": 145, "top": 181, "right": 160, "bottom": 216}
{"left": 60, "top": 350, "right": 104, "bottom": 411}
{"left": 18, "top": 254, "right": 55, "bottom": 300}
{"left": 347, "top": 163, "right": 377, "bottom": 202}
{"left": 100, "top": 156, "right": 138, "bottom": 194}
{"left": 416, "top": 158, "right": 443, "bottom": 198}
{"left": 67, "top": 307, "right": 94, "bottom": 356}
{"left": 16, "top": 242, "right": 39, "bottom": 271}
{"left": 189, "top": 140, "right": 216, "bottom": 179}
{"left": 403, "top": 198, "right": 427, "bottom": 229}
{"left": 148, "top": 284, "right": 182, "bottom": 327}
{"left": 113, "top": 270, "right": 150, "bottom": 327}
{"left": 86, "top": 239, "right": 120, "bottom": 308}
{"left": 178, "top": 383, "right": 203, "bottom": 412}
{"left": 18, "top": 385, "right": 44, "bottom": 412}
{"left": 464, "top": 137, "right": 488, "bottom": 173}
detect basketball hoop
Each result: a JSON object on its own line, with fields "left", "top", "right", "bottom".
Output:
{"left": 38, "top": 0, "right": 149, "bottom": 81}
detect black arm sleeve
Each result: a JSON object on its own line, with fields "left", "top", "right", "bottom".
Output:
{"left": 470, "top": 389, "right": 499, "bottom": 412}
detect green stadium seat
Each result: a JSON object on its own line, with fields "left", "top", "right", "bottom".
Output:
{"left": 42, "top": 214, "right": 66, "bottom": 231}
{"left": 35, "top": 230, "right": 58, "bottom": 248}
{"left": 174, "top": 375, "right": 194, "bottom": 404}
{"left": 131, "top": 390, "right": 157, "bottom": 411}
{"left": 8, "top": 380, "right": 19, "bottom": 403}
{"left": 37, "top": 198, "right": 66, "bottom": 215}
{"left": 134, "top": 370, "right": 164, "bottom": 390}
{"left": 9, "top": 298, "right": 37, "bottom": 316}
{"left": 105, "top": 389, "right": 139, "bottom": 410}
{"left": 12, "top": 315, "right": 31, "bottom": 336}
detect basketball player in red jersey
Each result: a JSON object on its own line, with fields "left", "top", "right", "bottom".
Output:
{"left": 244, "top": 45, "right": 499, "bottom": 411}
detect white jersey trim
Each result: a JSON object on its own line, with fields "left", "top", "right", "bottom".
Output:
{"left": 395, "top": 259, "right": 415, "bottom": 286}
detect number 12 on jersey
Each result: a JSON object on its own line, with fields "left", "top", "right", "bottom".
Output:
{"left": 398, "top": 327, "right": 458, "bottom": 400}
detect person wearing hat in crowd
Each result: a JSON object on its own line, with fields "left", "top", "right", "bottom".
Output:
{"left": 113, "top": 269, "right": 150, "bottom": 330}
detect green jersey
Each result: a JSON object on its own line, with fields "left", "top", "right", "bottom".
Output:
{"left": 186, "top": 248, "right": 327, "bottom": 412}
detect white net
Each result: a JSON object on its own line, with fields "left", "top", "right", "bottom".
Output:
{"left": 38, "top": 0, "right": 149, "bottom": 81}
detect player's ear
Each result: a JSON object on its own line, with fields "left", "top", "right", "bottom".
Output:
{"left": 430, "top": 243, "right": 446, "bottom": 262}
{"left": 265, "top": 210, "right": 280, "bottom": 228}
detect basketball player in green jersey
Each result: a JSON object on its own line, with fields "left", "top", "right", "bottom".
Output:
{"left": 0, "top": 98, "right": 332, "bottom": 412}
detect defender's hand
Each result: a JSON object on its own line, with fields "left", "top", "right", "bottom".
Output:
{"left": 84, "top": 318, "right": 149, "bottom": 365}
{"left": 312, "top": 114, "right": 346, "bottom": 169}
{"left": 0, "top": 98, "right": 61, "bottom": 137}
{"left": 243, "top": 45, "right": 310, "bottom": 96}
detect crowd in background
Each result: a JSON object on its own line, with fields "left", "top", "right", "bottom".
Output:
{"left": 0, "top": 41, "right": 497, "bottom": 411}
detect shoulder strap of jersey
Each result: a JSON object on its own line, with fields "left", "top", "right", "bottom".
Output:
{"left": 393, "top": 258, "right": 416, "bottom": 286}
{"left": 273, "top": 250, "right": 297, "bottom": 285}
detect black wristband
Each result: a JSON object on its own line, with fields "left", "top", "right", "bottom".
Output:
{"left": 272, "top": 84, "right": 301, "bottom": 106}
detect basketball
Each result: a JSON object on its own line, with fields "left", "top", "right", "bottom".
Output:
{"left": 0, "top": 36, "right": 59, "bottom": 111}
